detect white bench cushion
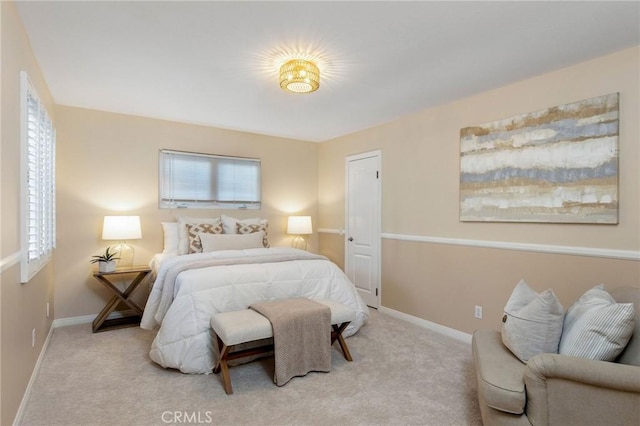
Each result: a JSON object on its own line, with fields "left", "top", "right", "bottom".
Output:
{"left": 211, "top": 299, "right": 356, "bottom": 346}
{"left": 316, "top": 299, "right": 356, "bottom": 324}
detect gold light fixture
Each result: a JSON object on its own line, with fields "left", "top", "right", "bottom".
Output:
{"left": 279, "top": 59, "right": 320, "bottom": 94}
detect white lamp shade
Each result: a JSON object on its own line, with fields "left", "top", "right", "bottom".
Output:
{"left": 102, "top": 216, "right": 142, "bottom": 240}
{"left": 287, "top": 216, "right": 312, "bottom": 235}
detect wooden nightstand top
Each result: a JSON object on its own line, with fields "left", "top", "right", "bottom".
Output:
{"left": 93, "top": 265, "right": 151, "bottom": 277}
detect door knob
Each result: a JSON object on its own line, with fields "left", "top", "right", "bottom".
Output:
{"left": 348, "top": 237, "right": 354, "bottom": 242}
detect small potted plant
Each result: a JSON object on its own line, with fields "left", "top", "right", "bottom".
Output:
{"left": 90, "top": 247, "right": 120, "bottom": 273}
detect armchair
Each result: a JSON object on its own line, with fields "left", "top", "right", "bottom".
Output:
{"left": 472, "top": 287, "right": 640, "bottom": 425}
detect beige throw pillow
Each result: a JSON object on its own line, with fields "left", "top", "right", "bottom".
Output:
{"left": 559, "top": 285, "right": 635, "bottom": 361}
{"left": 501, "top": 280, "right": 564, "bottom": 362}
{"left": 199, "top": 231, "right": 265, "bottom": 252}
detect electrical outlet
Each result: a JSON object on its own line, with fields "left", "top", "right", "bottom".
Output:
{"left": 46, "top": 302, "right": 50, "bottom": 318}
{"left": 474, "top": 305, "right": 483, "bottom": 319}
{"left": 31, "top": 329, "right": 36, "bottom": 347}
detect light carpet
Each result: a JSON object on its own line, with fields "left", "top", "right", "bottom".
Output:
{"left": 19, "top": 310, "right": 481, "bottom": 426}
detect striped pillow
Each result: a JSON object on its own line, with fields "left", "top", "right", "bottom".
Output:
{"left": 559, "top": 285, "right": 635, "bottom": 361}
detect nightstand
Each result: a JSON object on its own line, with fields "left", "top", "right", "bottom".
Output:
{"left": 92, "top": 266, "right": 151, "bottom": 333}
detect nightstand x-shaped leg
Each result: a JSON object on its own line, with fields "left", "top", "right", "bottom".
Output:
{"left": 92, "top": 269, "right": 150, "bottom": 332}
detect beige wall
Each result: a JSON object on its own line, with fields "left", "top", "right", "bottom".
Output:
{"left": 54, "top": 106, "right": 319, "bottom": 319}
{"left": 319, "top": 46, "right": 640, "bottom": 334}
{"left": 0, "top": 1, "right": 56, "bottom": 424}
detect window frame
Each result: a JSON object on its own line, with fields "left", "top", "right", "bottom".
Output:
{"left": 20, "top": 71, "right": 56, "bottom": 283}
{"left": 159, "top": 149, "right": 262, "bottom": 210}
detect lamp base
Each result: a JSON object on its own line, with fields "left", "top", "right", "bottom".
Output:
{"left": 291, "top": 235, "right": 308, "bottom": 251}
{"left": 112, "top": 242, "right": 134, "bottom": 269}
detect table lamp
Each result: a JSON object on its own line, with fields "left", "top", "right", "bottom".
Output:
{"left": 287, "top": 216, "right": 312, "bottom": 250}
{"left": 102, "top": 215, "right": 142, "bottom": 268}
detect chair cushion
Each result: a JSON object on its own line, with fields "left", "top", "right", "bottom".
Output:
{"left": 473, "top": 329, "right": 526, "bottom": 415}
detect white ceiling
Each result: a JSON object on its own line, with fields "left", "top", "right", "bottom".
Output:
{"left": 15, "top": 1, "right": 640, "bottom": 142}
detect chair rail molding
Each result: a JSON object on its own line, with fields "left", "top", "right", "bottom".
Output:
{"left": 0, "top": 250, "right": 22, "bottom": 273}
{"left": 317, "top": 228, "right": 344, "bottom": 235}
{"left": 316, "top": 229, "right": 639, "bottom": 261}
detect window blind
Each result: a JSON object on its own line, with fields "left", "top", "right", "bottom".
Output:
{"left": 159, "top": 150, "right": 261, "bottom": 209}
{"left": 21, "top": 71, "right": 56, "bottom": 283}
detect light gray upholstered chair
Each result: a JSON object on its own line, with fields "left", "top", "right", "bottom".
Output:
{"left": 472, "top": 286, "right": 640, "bottom": 426}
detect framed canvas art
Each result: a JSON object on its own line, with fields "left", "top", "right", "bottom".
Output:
{"left": 460, "top": 93, "right": 619, "bottom": 224}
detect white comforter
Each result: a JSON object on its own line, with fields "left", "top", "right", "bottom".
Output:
{"left": 141, "top": 247, "right": 369, "bottom": 374}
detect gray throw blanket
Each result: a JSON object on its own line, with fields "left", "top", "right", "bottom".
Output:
{"left": 250, "top": 298, "right": 331, "bottom": 386}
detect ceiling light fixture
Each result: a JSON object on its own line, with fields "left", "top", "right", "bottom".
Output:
{"left": 279, "top": 59, "right": 320, "bottom": 94}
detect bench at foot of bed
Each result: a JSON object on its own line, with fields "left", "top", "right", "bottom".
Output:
{"left": 210, "top": 298, "right": 355, "bottom": 395}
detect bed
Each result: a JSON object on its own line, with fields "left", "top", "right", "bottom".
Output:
{"left": 140, "top": 246, "right": 369, "bottom": 374}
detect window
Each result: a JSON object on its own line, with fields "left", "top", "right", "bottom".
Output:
{"left": 20, "top": 71, "right": 56, "bottom": 283}
{"left": 159, "top": 149, "right": 261, "bottom": 209}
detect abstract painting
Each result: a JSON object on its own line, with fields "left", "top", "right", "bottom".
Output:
{"left": 460, "top": 93, "right": 619, "bottom": 223}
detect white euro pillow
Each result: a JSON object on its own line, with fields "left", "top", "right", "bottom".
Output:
{"left": 220, "top": 215, "right": 263, "bottom": 234}
{"left": 199, "top": 231, "right": 265, "bottom": 252}
{"left": 161, "top": 222, "right": 179, "bottom": 254}
{"left": 501, "top": 279, "right": 564, "bottom": 362}
{"left": 176, "top": 216, "right": 221, "bottom": 255}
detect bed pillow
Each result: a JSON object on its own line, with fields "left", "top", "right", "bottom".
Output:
{"left": 199, "top": 231, "right": 265, "bottom": 252}
{"left": 161, "top": 222, "right": 179, "bottom": 254}
{"left": 559, "top": 285, "right": 635, "bottom": 361}
{"left": 185, "top": 223, "right": 224, "bottom": 254}
{"left": 220, "top": 215, "right": 262, "bottom": 234}
{"left": 237, "top": 221, "right": 269, "bottom": 248}
{"left": 501, "top": 279, "right": 564, "bottom": 362}
{"left": 177, "top": 216, "right": 221, "bottom": 255}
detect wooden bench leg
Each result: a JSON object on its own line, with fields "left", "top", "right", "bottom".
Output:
{"left": 212, "top": 335, "right": 226, "bottom": 373}
{"left": 331, "top": 322, "right": 353, "bottom": 361}
{"left": 218, "top": 353, "right": 233, "bottom": 395}
{"left": 212, "top": 335, "right": 234, "bottom": 394}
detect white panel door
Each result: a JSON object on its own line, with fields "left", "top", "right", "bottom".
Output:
{"left": 345, "top": 151, "right": 381, "bottom": 308}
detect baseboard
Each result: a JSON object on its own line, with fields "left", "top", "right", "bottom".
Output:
{"left": 379, "top": 306, "right": 472, "bottom": 344}
{"left": 12, "top": 322, "right": 55, "bottom": 426}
